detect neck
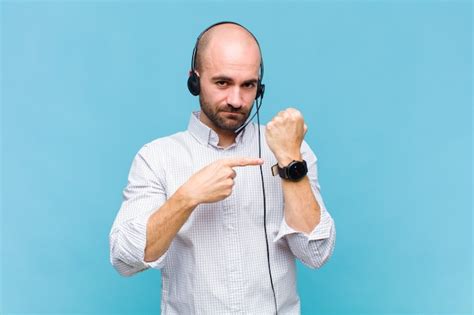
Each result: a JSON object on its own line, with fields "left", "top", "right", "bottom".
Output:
{"left": 216, "top": 130, "right": 237, "bottom": 148}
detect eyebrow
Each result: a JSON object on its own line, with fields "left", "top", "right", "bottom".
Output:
{"left": 211, "top": 75, "right": 258, "bottom": 85}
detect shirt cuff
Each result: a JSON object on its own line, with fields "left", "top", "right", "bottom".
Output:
{"left": 273, "top": 208, "right": 334, "bottom": 243}
{"left": 123, "top": 211, "right": 167, "bottom": 269}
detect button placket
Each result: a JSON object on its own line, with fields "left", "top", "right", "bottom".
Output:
{"left": 218, "top": 147, "right": 243, "bottom": 312}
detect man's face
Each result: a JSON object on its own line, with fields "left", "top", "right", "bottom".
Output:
{"left": 197, "top": 37, "right": 261, "bottom": 132}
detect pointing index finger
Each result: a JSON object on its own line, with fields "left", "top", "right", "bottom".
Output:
{"left": 222, "top": 157, "right": 264, "bottom": 168}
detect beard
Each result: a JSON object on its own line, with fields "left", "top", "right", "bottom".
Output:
{"left": 199, "top": 96, "right": 253, "bottom": 131}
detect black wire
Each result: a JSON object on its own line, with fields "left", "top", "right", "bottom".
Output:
{"left": 255, "top": 97, "right": 278, "bottom": 315}
{"left": 234, "top": 100, "right": 262, "bottom": 135}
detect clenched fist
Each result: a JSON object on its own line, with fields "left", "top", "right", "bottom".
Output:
{"left": 179, "top": 157, "right": 263, "bottom": 206}
{"left": 265, "top": 108, "right": 307, "bottom": 166}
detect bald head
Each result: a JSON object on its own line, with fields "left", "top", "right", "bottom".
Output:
{"left": 195, "top": 23, "right": 261, "bottom": 73}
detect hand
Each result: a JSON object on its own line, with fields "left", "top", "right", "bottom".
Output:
{"left": 179, "top": 157, "right": 264, "bottom": 206}
{"left": 265, "top": 108, "right": 308, "bottom": 166}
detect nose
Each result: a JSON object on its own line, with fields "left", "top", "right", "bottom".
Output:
{"left": 226, "top": 86, "right": 243, "bottom": 109}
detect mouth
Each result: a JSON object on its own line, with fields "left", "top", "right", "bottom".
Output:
{"left": 220, "top": 111, "right": 245, "bottom": 117}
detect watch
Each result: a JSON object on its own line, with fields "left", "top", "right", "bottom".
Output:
{"left": 271, "top": 160, "right": 308, "bottom": 181}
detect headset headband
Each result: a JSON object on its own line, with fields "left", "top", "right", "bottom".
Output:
{"left": 190, "top": 21, "right": 265, "bottom": 81}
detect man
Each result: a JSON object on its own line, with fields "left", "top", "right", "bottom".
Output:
{"left": 110, "top": 22, "right": 336, "bottom": 314}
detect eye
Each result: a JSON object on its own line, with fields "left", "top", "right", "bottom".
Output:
{"left": 216, "top": 81, "right": 228, "bottom": 87}
{"left": 243, "top": 82, "right": 256, "bottom": 89}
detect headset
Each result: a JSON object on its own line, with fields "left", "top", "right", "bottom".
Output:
{"left": 187, "top": 21, "right": 278, "bottom": 315}
{"left": 187, "top": 21, "right": 265, "bottom": 100}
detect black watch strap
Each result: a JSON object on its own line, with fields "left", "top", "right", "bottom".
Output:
{"left": 271, "top": 160, "right": 308, "bottom": 181}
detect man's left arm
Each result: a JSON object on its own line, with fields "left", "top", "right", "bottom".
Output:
{"left": 265, "top": 108, "right": 336, "bottom": 268}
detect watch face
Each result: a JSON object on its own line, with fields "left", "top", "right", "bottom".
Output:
{"left": 288, "top": 161, "right": 307, "bottom": 180}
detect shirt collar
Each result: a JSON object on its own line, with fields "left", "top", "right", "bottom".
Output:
{"left": 188, "top": 111, "right": 249, "bottom": 149}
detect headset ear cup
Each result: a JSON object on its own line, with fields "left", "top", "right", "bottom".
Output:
{"left": 256, "top": 82, "right": 265, "bottom": 100}
{"left": 187, "top": 72, "right": 200, "bottom": 96}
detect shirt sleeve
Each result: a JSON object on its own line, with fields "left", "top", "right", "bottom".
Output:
{"left": 109, "top": 144, "right": 169, "bottom": 276}
{"left": 273, "top": 141, "right": 336, "bottom": 269}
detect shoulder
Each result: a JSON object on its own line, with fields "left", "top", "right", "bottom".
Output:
{"left": 133, "top": 130, "right": 190, "bottom": 162}
{"left": 127, "top": 131, "right": 191, "bottom": 178}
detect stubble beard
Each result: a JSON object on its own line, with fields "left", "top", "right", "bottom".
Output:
{"left": 199, "top": 96, "right": 252, "bottom": 132}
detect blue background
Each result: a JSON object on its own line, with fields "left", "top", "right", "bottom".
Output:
{"left": 1, "top": 0, "right": 472, "bottom": 314}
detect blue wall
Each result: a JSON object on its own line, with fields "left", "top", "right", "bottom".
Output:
{"left": 1, "top": 1, "right": 471, "bottom": 314}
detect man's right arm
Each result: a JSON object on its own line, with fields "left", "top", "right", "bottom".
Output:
{"left": 143, "top": 188, "right": 197, "bottom": 262}
{"left": 109, "top": 144, "right": 263, "bottom": 276}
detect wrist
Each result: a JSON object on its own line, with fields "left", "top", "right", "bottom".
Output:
{"left": 276, "top": 152, "right": 303, "bottom": 167}
{"left": 174, "top": 186, "right": 200, "bottom": 210}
